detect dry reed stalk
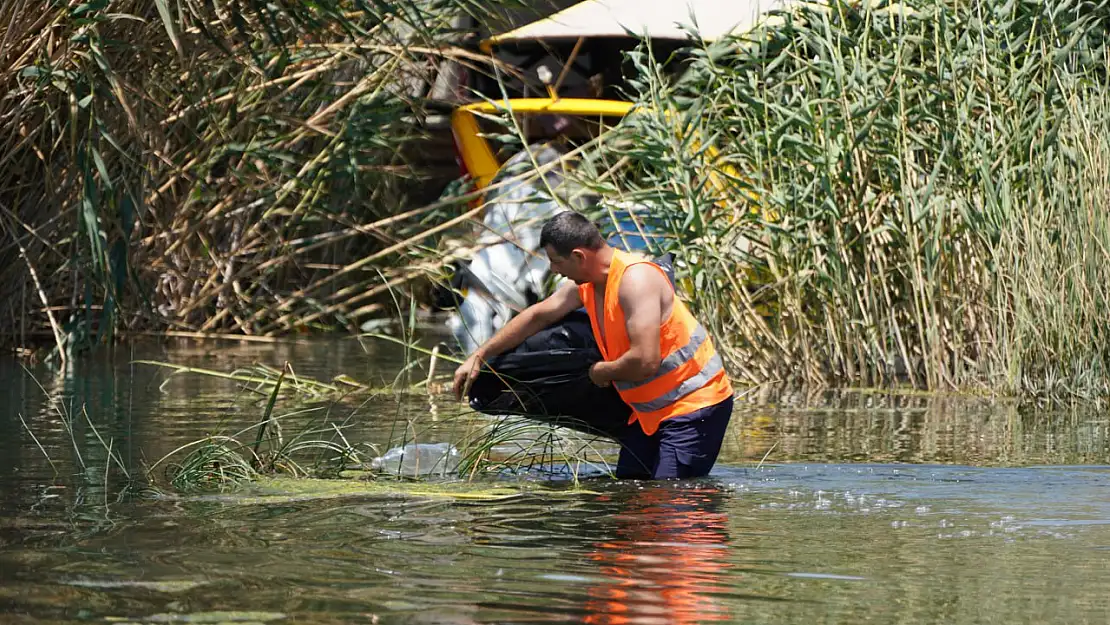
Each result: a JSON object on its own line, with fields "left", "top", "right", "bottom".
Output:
{"left": 1, "top": 0, "right": 531, "bottom": 349}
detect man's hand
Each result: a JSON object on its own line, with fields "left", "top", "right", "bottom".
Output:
{"left": 588, "top": 362, "right": 611, "bottom": 387}
{"left": 450, "top": 282, "right": 585, "bottom": 402}
{"left": 453, "top": 354, "right": 481, "bottom": 401}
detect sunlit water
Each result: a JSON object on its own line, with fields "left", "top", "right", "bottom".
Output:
{"left": 2, "top": 337, "right": 1110, "bottom": 624}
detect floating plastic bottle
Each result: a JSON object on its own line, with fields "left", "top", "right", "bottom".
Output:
{"left": 371, "top": 442, "right": 459, "bottom": 476}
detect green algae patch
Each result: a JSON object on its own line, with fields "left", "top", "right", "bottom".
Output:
{"left": 105, "top": 611, "right": 285, "bottom": 623}
{"left": 221, "top": 476, "right": 599, "bottom": 505}
{"left": 69, "top": 579, "right": 209, "bottom": 593}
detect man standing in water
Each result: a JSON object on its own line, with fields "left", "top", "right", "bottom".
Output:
{"left": 453, "top": 212, "right": 734, "bottom": 479}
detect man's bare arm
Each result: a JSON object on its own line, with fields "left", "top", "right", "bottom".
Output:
{"left": 589, "top": 265, "right": 666, "bottom": 386}
{"left": 454, "top": 283, "right": 582, "bottom": 399}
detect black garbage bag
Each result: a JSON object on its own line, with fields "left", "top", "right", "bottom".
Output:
{"left": 466, "top": 254, "right": 675, "bottom": 440}
{"left": 466, "top": 309, "right": 630, "bottom": 438}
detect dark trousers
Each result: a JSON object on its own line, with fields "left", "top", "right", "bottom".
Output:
{"left": 615, "top": 397, "right": 734, "bottom": 480}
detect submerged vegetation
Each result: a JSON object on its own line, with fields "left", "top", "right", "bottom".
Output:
{"left": 18, "top": 349, "right": 615, "bottom": 494}
{"left": 139, "top": 355, "right": 614, "bottom": 491}
{"left": 5, "top": 0, "right": 1110, "bottom": 405}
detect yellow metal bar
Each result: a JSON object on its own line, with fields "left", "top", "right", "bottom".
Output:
{"left": 450, "top": 98, "right": 635, "bottom": 190}
{"left": 450, "top": 108, "right": 501, "bottom": 190}
{"left": 450, "top": 97, "right": 758, "bottom": 217}
{"left": 458, "top": 98, "right": 635, "bottom": 117}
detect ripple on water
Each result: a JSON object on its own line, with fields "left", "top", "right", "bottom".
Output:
{"left": 719, "top": 463, "right": 1110, "bottom": 545}
{"left": 5, "top": 344, "right": 1110, "bottom": 624}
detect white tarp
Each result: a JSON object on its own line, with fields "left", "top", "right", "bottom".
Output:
{"left": 483, "top": 0, "right": 798, "bottom": 47}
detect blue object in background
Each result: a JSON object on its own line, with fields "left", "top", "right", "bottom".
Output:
{"left": 603, "top": 206, "right": 667, "bottom": 254}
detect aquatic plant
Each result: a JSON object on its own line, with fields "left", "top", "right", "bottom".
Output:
{"left": 565, "top": 0, "right": 1110, "bottom": 401}
{"left": 140, "top": 343, "right": 616, "bottom": 490}
{"left": 0, "top": 0, "right": 546, "bottom": 359}
{"left": 452, "top": 416, "right": 615, "bottom": 483}
{"left": 151, "top": 412, "right": 382, "bottom": 491}
{"left": 136, "top": 359, "right": 371, "bottom": 399}
{"left": 147, "top": 362, "right": 370, "bottom": 490}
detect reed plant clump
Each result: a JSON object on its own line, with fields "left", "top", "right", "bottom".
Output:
{"left": 576, "top": 0, "right": 1110, "bottom": 401}
{"left": 0, "top": 0, "right": 535, "bottom": 358}
{"left": 148, "top": 365, "right": 367, "bottom": 491}
{"left": 140, "top": 348, "right": 615, "bottom": 490}
{"left": 153, "top": 401, "right": 614, "bottom": 490}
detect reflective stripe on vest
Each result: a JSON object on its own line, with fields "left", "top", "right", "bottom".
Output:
{"left": 626, "top": 353, "right": 725, "bottom": 414}
{"left": 613, "top": 324, "right": 709, "bottom": 393}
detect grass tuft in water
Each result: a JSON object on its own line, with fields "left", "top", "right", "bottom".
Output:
{"left": 163, "top": 437, "right": 259, "bottom": 492}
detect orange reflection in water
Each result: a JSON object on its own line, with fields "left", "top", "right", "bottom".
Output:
{"left": 584, "top": 486, "right": 732, "bottom": 625}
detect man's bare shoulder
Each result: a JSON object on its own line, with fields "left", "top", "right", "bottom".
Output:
{"left": 619, "top": 263, "right": 670, "bottom": 297}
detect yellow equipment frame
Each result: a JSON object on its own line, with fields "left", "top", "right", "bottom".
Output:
{"left": 450, "top": 98, "right": 634, "bottom": 190}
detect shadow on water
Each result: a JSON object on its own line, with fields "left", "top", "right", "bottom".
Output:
{"left": 2, "top": 338, "right": 1110, "bottom": 624}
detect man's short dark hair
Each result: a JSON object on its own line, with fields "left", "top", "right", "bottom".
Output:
{"left": 539, "top": 212, "right": 604, "bottom": 256}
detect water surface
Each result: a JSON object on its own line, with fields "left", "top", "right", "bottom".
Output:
{"left": 2, "top": 338, "right": 1109, "bottom": 624}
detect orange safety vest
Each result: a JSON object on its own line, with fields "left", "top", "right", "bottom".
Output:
{"left": 579, "top": 249, "right": 733, "bottom": 435}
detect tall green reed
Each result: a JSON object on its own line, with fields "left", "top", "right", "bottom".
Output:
{"left": 571, "top": 0, "right": 1110, "bottom": 401}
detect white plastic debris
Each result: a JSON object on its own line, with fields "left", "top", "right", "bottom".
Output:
{"left": 371, "top": 442, "right": 460, "bottom": 476}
